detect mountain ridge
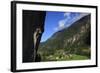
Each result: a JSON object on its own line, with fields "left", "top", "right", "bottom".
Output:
{"left": 38, "top": 14, "right": 91, "bottom": 61}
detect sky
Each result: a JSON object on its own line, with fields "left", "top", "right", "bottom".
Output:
{"left": 40, "top": 11, "right": 89, "bottom": 42}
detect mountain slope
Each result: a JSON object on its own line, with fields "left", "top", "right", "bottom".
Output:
{"left": 38, "top": 14, "right": 91, "bottom": 61}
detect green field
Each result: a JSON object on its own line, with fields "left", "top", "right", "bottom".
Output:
{"left": 41, "top": 54, "right": 89, "bottom": 61}
{"left": 38, "top": 49, "right": 90, "bottom": 62}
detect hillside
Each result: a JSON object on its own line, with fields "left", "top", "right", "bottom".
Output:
{"left": 38, "top": 14, "right": 91, "bottom": 61}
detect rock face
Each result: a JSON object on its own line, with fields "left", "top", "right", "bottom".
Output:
{"left": 38, "top": 15, "right": 91, "bottom": 61}
{"left": 23, "top": 10, "right": 46, "bottom": 62}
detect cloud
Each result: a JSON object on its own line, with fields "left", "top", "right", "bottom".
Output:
{"left": 54, "top": 27, "right": 58, "bottom": 31}
{"left": 54, "top": 12, "right": 89, "bottom": 31}
{"left": 54, "top": 19, "right": 65, "bottom": 31}
{"left": 59, "top": 20, "right": 65, "bottom": 27}
{"left": 54, "top": 12, "right": 71, "bottom": 31}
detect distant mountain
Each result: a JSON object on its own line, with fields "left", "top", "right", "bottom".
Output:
{"left": 38, "top": 14, "right": 91, "bottom": 61}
